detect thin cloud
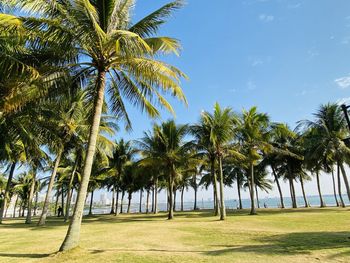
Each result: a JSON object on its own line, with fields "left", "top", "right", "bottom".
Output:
{"left": 247, "top": 80, "right": 256, "bottom": 90}
{"left": 258, "top": 14, "right": 274, "bottom": 22}
{"left": 336, "top": 97, "right": 350, "bottom": 105}
{"left": 335, "top": 76, "right": 350, "bottom": 89}
{"left": 287, "top": 3, "right": 301, "bottom": 9}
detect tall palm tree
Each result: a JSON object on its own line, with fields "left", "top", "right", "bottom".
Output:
{"left": 5, "top": 0, "right": 187, "bottom": 250}
{"left": 236, "top": 107, "right": 271, "bottom": 215}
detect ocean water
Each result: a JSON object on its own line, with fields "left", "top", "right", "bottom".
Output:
{"left": 86, "top": 194, "right": 349, "bottom": 215}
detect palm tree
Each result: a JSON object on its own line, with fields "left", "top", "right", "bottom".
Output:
{"left": 138, "top": 120, "right": 190, "bottom": 219}
{"left": 236, "top": 107, "right": 271, "bottom": 215}
{"left": 6, "top": 0, "right": 187, "bottom": 250}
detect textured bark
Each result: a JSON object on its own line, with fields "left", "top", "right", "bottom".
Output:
{"left": 337, "top": 164, "right": 346, "bottom": 207}
{"left": 168, "top": 173, "right": 174, "bottom": 220}
{"left": 300, "top": 176, "right": 309, "bottom": 207}
{"left": 120, "top": 190, "right": 125, "bottom": 214}
{"left": 139, "top": 189, "right": 142, "bottom": 213}
{"left": 211, "top": 158, "right": 220, "bottom": 216}
{"left": 115, "top": 188, "right": 119, "bottom": 215}
{"left": 249, "top": 163, "right": 256, "bottom": 215}
{"left": 0, "top": 162, "right": 16, "bottom": 223}
{"left": 127, "top": 192, "right": 132, "bottom": 214}
{"left": 271, "top": 165, "right": 284, "bottom": 208}
{"left": 60, "top": 70, "right": 106, "bottom": 251}
{"left": 154, "top": 178, "right": 158, "bottom": 214}
{"left": 316, "top": 171, "right": 326, "bottom": 207}
{"left": 218, "top": 156, "right": 226, "bottom": 220}
{"left": 110, "top": 185, "right": 115, "bottom": 214}
{"left": 38, "top": 149, "right": 63, "bottom": 226}
{"left": 339, "top": 163, "right": 350, "bottom": 201}
{"left": 180, "top": 185, "right": 185, "bottom": 211}
{"left": 25, "top": 170, "right": 37, "bottom": 224}
{"left": 290, "top": 179, "right": 297, "bottom": 208}
{"left": 146, "top": 190, "right": 150, "bottom": 214}
{"left": 255, "top": 185, "right": 260, "bottom": 209}
{"left": 193, "top": 176, "right": 198, "bottom": 210}
{"left": 13, "top": 194, "right": 19, "bottom": 218}
{"left": 331, "top": 169, "right": 339, "bottom": 207}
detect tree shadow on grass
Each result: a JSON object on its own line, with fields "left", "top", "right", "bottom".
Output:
{"left": 205, "top": 231, "right": 350, "bottom": 258}
{"left": 0, "top": 253, "right": 53, "bottom": 259}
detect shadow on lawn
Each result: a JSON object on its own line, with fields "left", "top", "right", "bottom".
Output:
{"left": 0, "top": 253, "right": 53, "bottom": 259}
{"left": 206, "top": 231, "right": 350, "bottom": 258}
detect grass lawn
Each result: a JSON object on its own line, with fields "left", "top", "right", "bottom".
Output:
{"left": 0, "top": 207, "right": 350, "bottom": 263}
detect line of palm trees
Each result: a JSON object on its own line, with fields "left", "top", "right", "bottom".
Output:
{"left": 1, "top": 0, "right": 349, "bottom": 254}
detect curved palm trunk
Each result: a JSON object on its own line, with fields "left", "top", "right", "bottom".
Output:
{"left": 110, "top": 185, "right": 115, "bottom": 214}
{"left": 271, "top": 165, "right": 284, "bottom": 208}
{"left": 237, "top": 177, "right": 242, "bottom": 209}
{"left": 13, "top": 194, "right": 19, "bottom": 218}
{"left": 316, "top": 171, "right": 326, "bottom": 207}
{"left": 339, "top": 163, "right": 350, "bottom": 202}
{"left": 25, "top": 170, "right": 37, "bottom": 224}
{"left": 88, "top": 191, "right": 94, "bottom": 216}
{"left": 0, "top": 162, "right": 16, "bottom": 223}
{"left": 299, "top": 176, "right": 309, "bottom": 207}
{"left": 38, "top": 149, "right": 63, "bottom": 226}
{"left": 60, "top": 70, "right": 106, "bottom": 251}
{"left": 211, "top": 158, "right": 220, "bottom": 216}
{"left": 249, "top": 163, "right": 257, "bottom": 215}
{"left": 181, "top": 185, "right": 185, "bottom": 212}
{"left": 154, "top": 178, "right": 158, "bottom": 214}
{"left": 146, "top": 190, "right": 150, "bottom": 214}
{"left": 127, "top": 192, "right": 132, "bottom": 214}
{"left": 337, "top": 164, "right": 346, "bottom": 207}
{"left": 218, "top": 156, "right": 226, "bottom": 220}
{"left": 168, "top": 173, "right": 175, "bottom": 220}
{"left": 331, "top": 169, "right": 339, "bottom": 207}
{"left": 255, "top": 185, "right": 260, "bottom": 209}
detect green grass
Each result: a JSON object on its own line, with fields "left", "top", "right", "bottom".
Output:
{"left": 1, "top": 208, "right": 350, "bottom": 262}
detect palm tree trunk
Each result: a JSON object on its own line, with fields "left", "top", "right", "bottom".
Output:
{"left": 25, "top": 169, "right": 37, "bottom": 224}
{"left": 168, "top": 173, "right": 175, "bottom": 220}
{"left": 115, "top": 188, "right": 119, "bottom": 215}
{"left": 0, "top": 162, "right": 16, "bottom": 223}
{"left": 120, "top": 190, "right": 125, "bottom": 214}
{"left": 218, "top": 156, "right": 226, "bottom": 220}
{"left": 337, "top": 163, "right": 346, "bottom": 207}
{"left": 33, "top": 192, "right": 39, "bottom": 216}
{"left": 38, "top": 148, "right": 63, "bottom": 226}
{"left": 139, "top": 189, "right": 142, "bottom": 213}
{"left": 331, "top": 169, "right": 339, "bottom": 207}
{"left": 255, "top": 185, "right": 260, "bottom": 209}
{"left": 146, "top": 190, "right": 150, "bottom": 214}
{"left": 249, "top": 163, "right": 257, "bottom": 215}
{"left": 300, "top": 176, "right": 309, "bottom": 207}
{"left": 291, "top": 179, "right": 297, "bottom": 208}
{"left": 154, "top": 178, "right": 158, "bottom": 214}
{"left": 127, "top": 191, "right": 132, "bottom": 214}
{"left": 339, "top": 163, "right": 350, "bottom": 202}
{"left": 211, "top": 158, "right": 220, "bottom": 216}
{"left": 55, "top": 190, "right": 59, "bottom": 215}
{"left": 65, "top": 160, "right": 77, "bottom": 222}
{"left": 271, "top": 165, "right": 284, "bottom": 208}
{"left": 237, "top": 177, "right": 242, "bottom": 209}
{"left": 193, "top": 178, "right": 198, "bottom": 210}
{"left": 110, "top": 185, "right": 115, "bottom": 214}
{"left": 13, "top": 194, "right": 19, "bottom": 218}
{"left": 60, "top": 70, "right": 106, "bottom": 251}
{"left": 61, "top": 185, "right": 65, "bottom": 217}
{"left": 181, "top": 185, "right": 185, "bottom": 212}
{"left": 88, "top": 191, "right": 94, "bottom": 216}
{"left": 173, "top": 189, "right": 176, "bottom": 212}
{"left": 316, "top": 171, "right": 326, "bottom": 207}
{"left": 19, "top": 201, "right": 22, "bottom": 217}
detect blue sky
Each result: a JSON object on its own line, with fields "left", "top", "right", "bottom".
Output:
{"left": 119, "top": 0, "right": 350, "bottom": 141}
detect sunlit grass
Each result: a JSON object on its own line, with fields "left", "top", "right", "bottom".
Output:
{"left": 1, "top": 208, "right": 350, "bottom": 262}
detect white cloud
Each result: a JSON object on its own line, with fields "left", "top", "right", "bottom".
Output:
{"left": 336, "top": 97, "right": 350, "bottom": 105}
{"left": 307, "top": 48, "right": 319, "bottom": 58}
{"left": 251, "top": 59, "right": 263, "bottom": 67}
{"left": 258, "top": 14, "right": 274, "bottom": 22}
{"left": 287, "top": 3, "right": 301, "bottom": 9}
{"left": 335, "top": 75, "right": 350, "bottom": 89}
{"left": 228, "top": 88, "right": 237, "bottom": 93}
{"left": 247, "top": 80, "right": 256, "bottom": 90}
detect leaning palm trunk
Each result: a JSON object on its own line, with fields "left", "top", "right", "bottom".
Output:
{"left": 337, "top": 164, "right": 346, "bottom": 207}
{"left": 0, "top": 162, "right": 16, "bottom": 223}
{"left": 173, "top": 189, "right": 176, "bottom": 211}
{"left": 211, "top": 159, "right": 220, "bottom": 216}
{"left": 249, "top": 163, "right": 257, "bottom": 215}
{"left": 38, "top": 149, "right": 63, "bottom": 226}
{"left": 154, "top": 178, "right": 158, "bottom": 214}
{"left": 315, "top": 171, "right": 326, "bottom": 207}
{"left": 289, "top": 178, "right": 297, "bottom": 208}
{"left": 33, "top": 192, "right": 39, "bottom": 216}
{"left": 271, "top": 165, "right": 284, "bottom": 208}
{"left": 339, "top": 163, "right": 350, "bottom": 202}
{"left": 25, "top": 170, "right": 37, "bottom": 224}
{"left": 168, "top": 173, "right": 175, "bottom": 220}
{"left": 331, "top": 169, "right": 339, "bottom": 207}
{"left": 299, "top": 176, "right": 309, "bottom": 207}
{"left": 60, "top": 70, "right": 106, "bottom": 251}
{"left": 255, "top": 185, "right": 260, "bottom": 208}
{"left": 65, "top": 159, "right": 77, "bottom": 222}
{"left": 218, "top": 156, "right": 226, "bottom": 220}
